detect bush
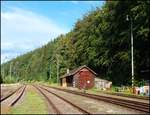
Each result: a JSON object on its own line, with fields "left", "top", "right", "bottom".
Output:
{"left": 3, "top": 75, "right": 18, "bottom": 83}
{"left": 0, "top": 75, "right": 3, "bottom": 83}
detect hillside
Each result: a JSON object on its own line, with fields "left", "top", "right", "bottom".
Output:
{"left": 1, "top": 1, "right": 149, "bottom": 86}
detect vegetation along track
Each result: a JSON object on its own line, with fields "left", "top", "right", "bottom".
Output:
{"left": 36, "top": 85, "right": 91, "bottom": 114}
{"left": 1, "top": 85, "right": 26, "bottom": 106}
{"left": 32, "top": 85, "right": 61, "bottom": 114}
{"left": 42, "top": 85, "right": 149, "bottom": 113}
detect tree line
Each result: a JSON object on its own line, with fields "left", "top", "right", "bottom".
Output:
{"left": 1, "top": 1, "right": 149, "bottom": 86}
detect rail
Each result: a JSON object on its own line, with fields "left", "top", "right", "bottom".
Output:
{"left": 1, "top": 86, "right": 23, "bottom": 102}
{"left": 42, "top": 85, "right": 149, "bottom": 113}
{"left": 39, "top": 85, "right": 91, "bottom": 114}
{"left": 10, "top": 85, "right": 26, "bottom": 106}
{"left": 32, "top": 85, "right": 61, "bottom": 114}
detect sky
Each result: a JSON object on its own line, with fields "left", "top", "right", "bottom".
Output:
{"left": 1, "top": 1, "right": 105, "bottom": 64}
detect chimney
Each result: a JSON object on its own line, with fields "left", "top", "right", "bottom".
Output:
{"left": 67, "top": 69, "right": 69, "bottom": 74}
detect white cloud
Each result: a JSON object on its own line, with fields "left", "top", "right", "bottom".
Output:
{"left": 71, "top": 1, "right": 104, "bottom": 5}
{"left": 71, "top": 1, "right": 79, "bottom": 4}
{"left": 1, "top": 7, "right": 69, "bottom": 64}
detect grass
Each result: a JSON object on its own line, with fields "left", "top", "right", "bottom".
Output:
{"left": 9, "top": 86, "right": 48, "bottom": 114}
{"left": 47, "top": 83, "right": 59, "bottom": 86}
{"left": 87, "top": 87, "right": 149, "bottom": 99}
{"left": 88, "top": 86, "right": 132, "bottom": 94}
{"left": 39, "top": 81, "right": 59, "bottom": 87}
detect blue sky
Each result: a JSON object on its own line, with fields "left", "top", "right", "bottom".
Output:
{"left": 1, "top": 1, "right": 105, "bottom": 63}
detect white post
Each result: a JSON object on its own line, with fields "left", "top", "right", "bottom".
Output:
{"left": 131, "top": 18, "right": 134, "bottom": 88}
{"left": 126, "top": 15, "right": 134, "bottom": 88}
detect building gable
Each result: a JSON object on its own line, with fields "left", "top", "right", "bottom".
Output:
{"left": 60, "top": 65, "right": 97, "bottom": 79}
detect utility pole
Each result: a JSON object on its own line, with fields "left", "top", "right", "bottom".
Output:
{"left": 49, "top": 58, "right": 52, "bottom": 80}
{"left": 56, "top": 54, "right": 59, "bottom": 84}
{"left": 126, "top": 15, "right": 134, "bottom": 89}
{"left": 10, "top": 62, "right": 12, "bottom": 79}
{"left": 15, "top": 61, "right": 19, "bottom": 77}
{"left": 14, "top": 61, "right": 19, "bottom": 81}
{"left": 3, "top": 57, "right": 8, "bottom": 78}
{"left": 47, "top": 54, "right": 60, "bottom": 84}
{"left": 3, "top": 65, "right": 5, "bottom": 79}
{"left": 49, "top": 64, "right": 51, "bottom": 80}
{"left": 47, "top": 57, "right": 53, "bottom": 80}
{"left": 131, "top": 17, "right": 134, "bottom": 88}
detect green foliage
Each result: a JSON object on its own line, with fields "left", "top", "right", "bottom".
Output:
{"left": 134, "top": 79, "right": 146, "bottom": 87}
{"left": 0, "top": 75, "right": 3, "bottom": 83}
{"left": 1, "top": 1, "right": 149, "bottom": 86}
{"left": 2, "top": 75, "right": 19, "bottom": 84}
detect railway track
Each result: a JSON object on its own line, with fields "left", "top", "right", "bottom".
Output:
{"left": 10, "top": 85, "right": 26, "bottom": 106}
{"left": 33, "top": 85, "right": 91, "bottom": 114}
{"left": 1, "top": 85, "right": 23, "bottom": 102}
{"left": 33, "top": 85, "right": 61, "bottom": 114}
{"left": 42, "top": 85, "right": 149, "bottom": 113}
{"left": 1, "top": 85, "right": 26, "bottom": 106}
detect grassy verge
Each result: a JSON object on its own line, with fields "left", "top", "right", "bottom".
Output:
{"left": 38, "top": 81, "right": 59, "bottom": 87}
{"left": 88, "top": 87, "right": 149, "bottom": 100}
{"left": 9, "top": 86, "right": 48, "bottom": 114}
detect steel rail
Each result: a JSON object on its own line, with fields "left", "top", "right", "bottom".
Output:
{"left": 39, "top": 85, "right": 91, "bottom": 114}
{"left": 42, "top": 85, "right": 149, "bottom": 113}
{"left": 32, "top": 85, "right": 61, "bottom": 114}
{"left": 10, "top": 85, "right": 26, "bottom": 106}
{"left": 1, "top": 85, "right": 23, "bottom": 102}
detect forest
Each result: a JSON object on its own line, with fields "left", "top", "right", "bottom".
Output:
{"left": 1, "top": 1, "right": 149, "bottom": 86}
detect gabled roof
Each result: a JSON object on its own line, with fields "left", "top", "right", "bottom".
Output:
{"left": 60, "top": 65, "right": 97, "bottom": 79}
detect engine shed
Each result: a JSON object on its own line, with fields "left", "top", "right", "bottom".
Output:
{"left": 60, "top": 65, "right": 97, "bottom": 89}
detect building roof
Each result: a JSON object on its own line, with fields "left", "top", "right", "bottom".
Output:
{"left": 60, "top": 65, "right": 97, "bottom": 79}
{"left": 95, "top": 77, "right": 112, "bottom": 83}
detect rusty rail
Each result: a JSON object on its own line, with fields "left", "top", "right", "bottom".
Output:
{"left": 42, "top": 85, "right": 149, "bottom": 113}
{"left": 39, "top": 85, "right": 91, "bottom": 114}
{"left": 32, "top": 85, "right": 61, "bottom": 114}
{"left": 1, "top": 85, "right": 23, "bottom": 102}
{"left": 10, "top": 85, "right": 26, "bottom": 106}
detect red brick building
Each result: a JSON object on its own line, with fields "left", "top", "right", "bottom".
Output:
{"left": 60, "top": 65, "right": 97, "bottom": 89}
